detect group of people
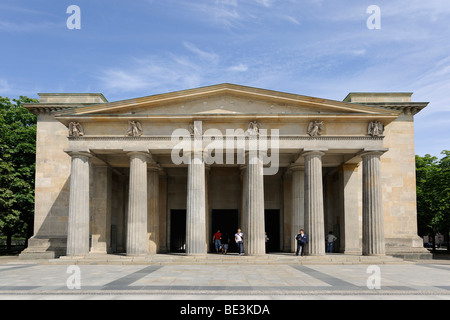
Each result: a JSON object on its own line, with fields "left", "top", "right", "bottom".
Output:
{"left": 295, "top": 230, "right": 338, "bottom": 256}
{"left": 212, "top": 228, "right": 245, "bottom": 255}
{"left": 213, "top": 228, "right": 265, "bottom": 256}
{"left": 212, "top": 228, "right": 338, "bottom": 256}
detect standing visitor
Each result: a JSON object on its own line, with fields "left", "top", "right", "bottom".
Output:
{"left": 326, "top": 231, "right": 337, "bottom": 253}
{"left": 213, "top": 229, "right": 222, "bottom": 253}
{"left": 222, "top": 233, "right": 230, "bottom": 254}
{"left": 295, "top": 229, "right": 308, "bottom": 256}
{"left": 235, "top": 228, "right": 244, "bottom": 256}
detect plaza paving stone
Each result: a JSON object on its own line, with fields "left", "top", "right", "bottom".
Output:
{"left": 0, "top": 255, "right": 449, "bottom": 300}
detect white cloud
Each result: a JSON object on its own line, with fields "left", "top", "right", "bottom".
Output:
{"left": 0, "top": 20, "right": 59, "bottom": 33}
{"left": 0, "top": 79, "right": 12, "bottom": 94}
{"left": 228, "top": 63, "right": 248, "bottom": 72}
{"left": 407, "top": 55, "right": 450, "bottom": 115}
{"left": 183, "top": 42, "right": 219, "bottom": 63}
{"left": 96, "top": 56, "right": 203, "bottom": 95}
{"left": 173, "top": 0, "right": 242, "bottom": 29}
{"left": 350, "top": 49, "right": 366, "bottom": 56}
{"left": 284, "top": 15, "right": 300, "bottom": 25}
{"left": 97, "top": 70, "right": 151, "bottom": 92}
{"left": 254, "top": 0, "right": 276, "bottom": 8}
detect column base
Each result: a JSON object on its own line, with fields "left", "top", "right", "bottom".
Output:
{"left": 19, "top": 236, "right": 66, "bottom": 259}
{"left": 184, "top": 253, "right": 208, "bottom": 257}
{"left": 341, "top": 250, "right": 362, "bottom": 255}
{"left": 126, "top": 253, "right": 147, "bottom": 257}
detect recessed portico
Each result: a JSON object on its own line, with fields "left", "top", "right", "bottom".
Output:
{"left": 61, "top": 135, "right": 388, "bottom": 257}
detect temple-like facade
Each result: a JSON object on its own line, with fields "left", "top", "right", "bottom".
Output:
{"left": 20, "top": 84, "right": 430, "bottom": 259}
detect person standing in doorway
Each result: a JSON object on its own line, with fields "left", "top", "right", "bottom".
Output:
{"left": 265, "top": 232, "right": 270, "bottom": 254}
{"left": 235, "top": 228, "right": 244, "bottom": 256}
{"left": 213, "top": 229, "right": 222, "bottom": 253}
{"left": 295, "top": 229, "right": 308, "bottom": 256}
{"left": 222, "top": 233, "right": 230, "bottom": 254}
{"left": 326, "top": 231, "right": 337, "bottom": 253}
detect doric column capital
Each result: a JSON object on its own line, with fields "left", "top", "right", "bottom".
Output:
{"left": 147, "top": 164, "right": 162, "bottom": 173}
{"left": 289, "top": 164, "right": 304, "bottom": 172}
{"left": 126, "top": 151, "right": 151, "bottom": 159}
{"left": 302, "top": 150, "right": 326, "bottom": 158}
{"left": 65, "top": 150, "right": 92, "bottom": 160}
{"left": 359, "top": 148, "right": 388, "bottom": 158}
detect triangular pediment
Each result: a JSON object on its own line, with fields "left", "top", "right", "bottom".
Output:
{"left": 54, "top": 83, "right": 400, "bottom": 118}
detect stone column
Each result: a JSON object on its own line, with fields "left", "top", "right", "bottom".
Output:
{"left": 240, "top": 165, "right": 248, "bottom": 251}
{"left": 186, "top": 151, "right": 207, "bottom": 255}
{"left": 244, "top": 147, "right": 266, "bottom": 256}
{"left": 340, "top": 164, "right": 361, "bottom": 254}
{"left": 291, "top": 165, "right": 304, "bottom": 253}
{"left": 205, "top": 165, "right": 211, "bottom": 253}
{"left": 362, "top": 151, "right": 385, "bottom": 256}
{"left": 282, "top": 170, "right": 292, "bottom": 252}
{"left": 158, "top": 171, "right": 168, "bottom": 253}
{"left": 304, "top": 151, "right": 325, "bottom": 256}
{"left": 91, "top": 165, "right": 112, "bottom": 254}
{"left": 147, "top": 166, "right": 160, "bottom": 254}
{"left": 126, "top": 152, "right": 149, "bottom": 256}
{"left": 66, "top": 152, "right": 91, "bottom": 256}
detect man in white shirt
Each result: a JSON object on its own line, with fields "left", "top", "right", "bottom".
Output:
{"left": 235, "top": 228, "right": 244, "bottom": 256}
{"left": 326, "top": 231, "right": 337, "bottom": 253}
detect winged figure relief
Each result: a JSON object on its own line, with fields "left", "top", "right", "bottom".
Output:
{"left": 307, "top": 120, "right": 324, "bottom": 137}
{"left": 69, "top": 122, "right": 84, "bottom": 137}
{"left": 127, "top": 121, "right": 143, "bottom": 137}
{"left": 368, "top": 121, "right": 384, "bottom": 137}
{"left": 246, "top": 120, "right": 261, "bottom": 136}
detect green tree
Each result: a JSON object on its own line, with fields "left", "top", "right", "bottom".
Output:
{"left": 435, "top": 151, "right": 450, "bottom": 250}
{"left": 0, "top": 96, "right": 37, "bottom": 250}
{"left": 416, "top": 151, "right": 450, "bottom": 251}
{"left": 416, "top": 154, "right": 439, "bottom": 237}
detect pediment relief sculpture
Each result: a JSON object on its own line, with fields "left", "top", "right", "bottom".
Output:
{"left": 246, "top": 120, "right": 261, "bottom": 137}
{"left": 307, "top": 120, "right": 324, "bottom": 137}
{"left": 69, "top": 122, "right": 84, "bottom": 137}
{"left": 127, "top": 121, "right": 143, "bottom": 137}
{"left": 368, "top": 121, "right": 384, "bottom": 137}
{"left": 189, "top": 121, "right": 203, "bottom": 138}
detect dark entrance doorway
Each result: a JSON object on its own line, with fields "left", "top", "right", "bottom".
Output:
{"left": 211, "top": 209, "right": 239, "bottom": 253}
{"left": 264, "top": 209, "right": 280, "bottom": 252}
{"left": 170, "top": 209, "right": 186, "bottom": 253}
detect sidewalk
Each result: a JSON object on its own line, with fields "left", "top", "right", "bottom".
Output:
{"left": 0, "top": 255, "right": 450, "bottom": 300}
{"left": 17, "top": 252, "right": 417, "bottom": 265}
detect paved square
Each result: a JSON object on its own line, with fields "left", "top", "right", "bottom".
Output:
{"left": 1, "top": 257, "right": 450, "bottom": 300}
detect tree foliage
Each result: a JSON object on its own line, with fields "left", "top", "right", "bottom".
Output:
{"left": 416, "top": 151, "right": 450, "bottom": 248}
{"left": 0, "top": 96, "right": 38, "bottom": 248}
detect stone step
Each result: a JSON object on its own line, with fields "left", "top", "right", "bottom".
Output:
{"left": 52, "top": 253, "right": 407, "bottom": 265}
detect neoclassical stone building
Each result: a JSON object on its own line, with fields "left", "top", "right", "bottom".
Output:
{"left": 20, "top": 83, "right": 430, "bottom": 259}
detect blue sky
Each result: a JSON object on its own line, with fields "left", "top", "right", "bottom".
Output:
{"left": 0, "top": 0, "right": 449, "bottom": 157}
